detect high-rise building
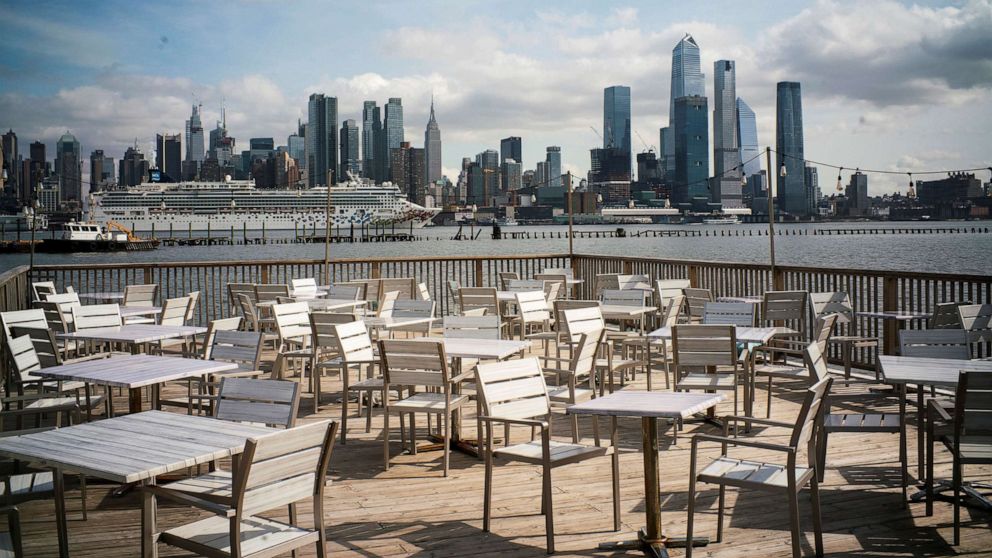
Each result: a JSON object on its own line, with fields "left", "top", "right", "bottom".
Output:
{"left": 776, "top": 82, "right": 807, "bottom": 215}
{"left": 500, "top": 137, "right": 522, "bottom": 166}
{"left": 424, "top": 97, "right": 442, "bottom": 184}
{"left": 306, "top": 93, "right": 338, "bottom": 186}
{"left": 184, "top": 104, "right": 205, "bottom": 166}
{"left": 545, "top": 146, "right": 562, "bottom": 189}
{"left": 846, "top": 170, "right": 869, "bottom": 216}
{"left": 2, "top": 129, "right": 17, "bottom": 200}
{"left": 287, "top": 133, "right": 304, "bottom": 166}
{"left": 736, "top": 98, "right": 760, "bottom": 177}
{"left": 119, "top": 145, "right": 150, "bottom": 187}
{"left": 390, "top": 142, "right": 426, "bottom": 203}
{"left": 665, "top": 34, "right": 705, "bottom": 175}
{"left": 502, "top": 159, "right": 522, "bottom": 191}
{"left": 89, "top": 149, "right": 114, "bottom": 192}
{"left": 603, "top": 85, "right": 632, "bottom": 180}
{"left": 806, "top": 165, "right": 821, "bottom": 214}
{"left": 477, "top": 149, "right": 499, "bottom": 171}
{"left": 56, "top": 132, "right": 82, "bottom": 203}
{"left": 534, "top": 161, "right": 547, "bottom": 189}
{"left": 155, "top": 133, "right": 181, "bottom": 181}
{"left": 672, "top": 96, "right": 709, "bottom": 210}
{"left": 208, "top": 110, "right": 235, "bottom": 167}
{"left": 23, "top": 141, "right": 47, "bottom": 200}
{"left": 712, "top": 61, "right": 741, "bottom": 207}
{"left": 339, "top": 119, "right": 360, "bottom": 177}
{"left": 362, "top": 101, "right": 379, "bottom": 180}
{"left": 384, "top": 98, "right": 404, "bottom": 180}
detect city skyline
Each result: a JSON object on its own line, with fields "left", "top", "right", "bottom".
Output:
{"left": 0, "top": 1, "right": 989, "bottom": 195}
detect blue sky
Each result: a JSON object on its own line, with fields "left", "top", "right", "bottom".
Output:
{"left": 1, "top": 0, "right": 989, "bottom": 193}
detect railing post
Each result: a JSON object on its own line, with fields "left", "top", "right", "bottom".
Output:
{"left": 143, "top": 266, "right": 154, "bottom": 285}
{"left": 623, "top": 259, "right": 633, "bottom": 275}
{"left": 688, "top": 264, "right": 699, "bottom": 288}
{"left": 474, "top": 260, "right": 484, "bottom": 287}
{"left": 260, "top": 263, "right": 270, "bottom": 284}
{"left": 773, "top": 267, "right": 785, "bottom": 291}
{"left": 882, "top": 276, "right": 898, "bottom": 356}
{"left": 371, "top": 261, "right": 381, "bottom": 280}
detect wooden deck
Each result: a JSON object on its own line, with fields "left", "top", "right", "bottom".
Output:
{"left": 10, "top": 354, "right": 992, "bottom": 557}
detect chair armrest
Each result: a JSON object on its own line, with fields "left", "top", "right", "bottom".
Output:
{"left": 765, "top": 339, "right": 808, "bottom": 350}
{"left": 211, "top": 370, "right": 266, "bottom": 380}
{"left": 450, "top": 371, "right": 474, "bottom": 384}
{"left": 721, "top": 415, "right": 794, "bottom": 430}
{"left": 927, "top": 398, "right": 952, "bottom": 422}
{"left": 692, "top": 433, "right": 795, "bottom": 453}
{"left": 478, "top": 415, "right": 548, "bottom": 430}
{"left": 141, "top": 485, "right": 235, "bottom": 517}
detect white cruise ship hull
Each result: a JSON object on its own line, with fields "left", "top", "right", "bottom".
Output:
{"left": 90, "top": 208, "right": 435, "bottom": 232}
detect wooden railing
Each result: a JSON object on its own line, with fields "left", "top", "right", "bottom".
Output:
{"left": 13, "top": 253, "right": 990, "bottom": 369}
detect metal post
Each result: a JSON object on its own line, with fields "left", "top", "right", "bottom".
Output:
{"left": 765, "top": 147, "right": 776, "bottom": 287}
{"left": 323, "top": 169, "right": 332, "bottom": 284}
{"left": 566, "top": 171, "right": 574, "bottom": 257}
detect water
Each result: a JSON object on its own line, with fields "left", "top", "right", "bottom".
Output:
{"left": 2, "top": 221, "right": 990, "bottom": 275}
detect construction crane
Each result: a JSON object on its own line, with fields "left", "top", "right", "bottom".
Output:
{"left": 589, "top": 126, "right": 603, "bottom": 142}
{"left": 106, "top": 221, "right": 139, "bottom": 241}
{"left": 635, "top": 130, "right": 656, "bottom": 153}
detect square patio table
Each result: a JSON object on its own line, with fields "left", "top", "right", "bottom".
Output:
{"left": 858, "top": 310, "right": 930, "bottom": 355}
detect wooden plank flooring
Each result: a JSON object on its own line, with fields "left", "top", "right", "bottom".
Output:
{"left": 9, "top": 350, "right": 992, "bottom": 557}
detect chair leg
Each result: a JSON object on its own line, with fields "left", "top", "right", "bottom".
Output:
{"left": 80, "top": 475, "right": 88, "bottom": 520}
{"left": 611, "top": 417, "right": 620, "bottom": 531}
{"left": 686, "top": 477, "right": 696, "bottom": 558}
{"left": 383, "top": 410, "right": 390, "bottom": 470}
{"left": 483, "top": 429, "right": 493, "bottom": 532}
{"left": 542, "top": 461, "right": 554, "bottom": 554}
{"left": 289, "top": 502, "right": 299, "bottom": 558}
{"left": 340, "top": 389, "right": 349, "bottom": 445}
{"left": 926, "top": 422, "right": 934, "bottom": 516}
{"left": 816, "top": 431, "right": 828, "bottom": 482}
{"left": 766, "top": 377, "right": 773, "bottom": 418}
{"left": 810, "top": 477, "right": 824, "bottom": 557}
{"left": 410, "top": 413, "right": 417, "bottom": 455}
{"left": 717, "top": 485, "right": 725, "bottom": 543}
{"left": 570, "top": 414, "right": 579, "bottom": 444}
{"left": 952, "top": 458, "right": 961, "bottom": 545}
{"left": 442, "top": 411, "right": 452, "bottom": 477}
{"left": 787, "top": 490, "right": 802, "bottom": 558}
{"left": 365, "top": 393, "right": 373, "bottom": 433}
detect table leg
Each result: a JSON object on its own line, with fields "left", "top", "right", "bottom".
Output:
{"left": 129, "top": 387, "right": 143, "bottom": 414}
{"left": 916, "top": 385, "right": 925, "bottom": 480}
{"left": 53, "top": 467, "right": 69, "bottom": 558}
{"left": 141, "top": 478, "right": 158, "bottom": 558}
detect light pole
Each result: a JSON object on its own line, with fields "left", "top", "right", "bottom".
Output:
{"left": 28, "top": 185, "right": 40, "bottom": 280}
{"left": 765, "top": 146, "right": 778, "bottom": 288}
{"left": 566, "top": 171, "right": 574, "bottom": 257}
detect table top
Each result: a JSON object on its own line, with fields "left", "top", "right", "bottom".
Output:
{"left": 412, "top": 336, "right": 530, "bottom": 360}
{"left": 256, "top": 298, "right": 366, "bottom": 310}
{"left": 57, "top": 324, "right": 207, "bottom": 344}
{"left": 497, "top": 290, "right": 538, "bottom": 301}
{"left": 77, "top": 292, "right": 124, "bottom": 300}
{"left": 119, "top": 305, "right": 161, "bottom": 318}
{"left": 567, "top": 391, "right": 726, "bottom": 419}
{"left": 857, "top": 310, "right": 930, "bottom": 321}
{"left": 290, "top": 289, "right": 328, "bottom": 298}
{"left": 0, "top": 411, "right": 274, "bottom": 484}
{"left": 648, "top": 325, "right": 782, "bottom": 345}
{"left": 364, "top": 316, "right": 436, "bottom": 330}
{"left": 599, "top": 304, "right": 653, "bottom": 317}
{"left": 879, "top": 355, "right": 992, "bottom": 387}
{"left": 35, "top": 354, "right": 238, "bottom": 389}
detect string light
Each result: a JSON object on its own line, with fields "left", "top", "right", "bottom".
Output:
{"left": 907, "top": 172, "right": 914, "bottom": 198}
{"left": 836, "top": 167, "right": 843, "bottom": 192}
{"left": 779, "top": 163, "right": 787, "bottom": 177}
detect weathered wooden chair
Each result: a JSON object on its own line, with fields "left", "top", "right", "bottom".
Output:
{"left": 761, "top": 290, "right": 808, "bottom": 335}
{"left": 683, "top": 287, "right": 713, "bottom": 322}
{"left": 497, "top": 271, "right": 520, "bottom": 291}
{"left": 388, "top": 299, "right": 436, "bottom": 337}
{"left": 810, "top": 291, "right": 878, "bottom": 380}
{"left": 622, "top": 294, "right": 685, "bottom": 390}
{"left": 958, "top": 304, "right": 992, "bottom": 354}
{"left": 673, "top": 324, "right": 742, "bottom": 416}
{"left": 539, "top": 318, "right": 604, "bottom": 444}
{"left": 702, "top": 301, "right": 756, "bottom": 327}
{"left": 686, "top": 377, "right": 832, "bottom": 558}
{"left": 226, "top": 283, "right": 255, "bottom": 316}
{"left": 291, "top": 277, "right": 319, "bottom": 299}
{"left": 326, "top": 320, "right": 394, "bottom": 443}
{"left": 122, "top": 284, "right": 159, "bottom": 324}
{"left": 755, "top": 314, "right": 838, "bottom": 417}
{"left": 271, "top": 302, "right": 315, "bottom": 386}
{"left": 476, "top": 357, "right": 619, "bottom": 554}
{"left": 31, "top": 281, "right": 56, "bottom": 302}
{"left": 509, "top": 290, "right": 553, "bottom": 343}
{"left": 0, "top": 506, "right": 22, "bottom": 557}
{"left": 325, "top": 284, "right": 363, "bottom": 301}
{"left": 899, "top": 329, "right": 970, "bottom": 359}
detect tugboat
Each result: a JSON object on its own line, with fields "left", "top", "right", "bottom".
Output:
{"left": 38, "top": 221, "right": 159, "bottom": 253}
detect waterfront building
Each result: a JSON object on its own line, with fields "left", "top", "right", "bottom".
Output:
{"left": 917, "top": 172, "right": 984, "bottom": 205}
{"left": 713, "top": 61, "right": 742, "bottom": 208}
{"left": 307, "top": 93, "right": 338, "bottom": 186}
{"left": 287, "top": 131, "right": 304, "bottom": 167}
{"left": 362, "top": 101, "right": 379, "bottom": 180}
{"left": 603, "top": 85, "right": 631, "bottom": 180}
{"left": 184, "top": 104, "right": 204, "bottom": 167}
{"left": 155, "top": 133, "right": 181, "bottom": 183}
{"left": 776, "top": 81, "right": 807, "bottom": 215}
{"left": 340, "top": 119, "right": 361, "bottom": 177}
{"left": 390, "top": 142, "right": 426, "bottom": 203}
{"left": 119, "top": 146, "right": 149, "bottom": 187}
{"left": 672, "top": 96, "right": 709, "bottom": 210}
{"left": 89, "top": 149, "right": 114, "bottom": 191}
{"left": 2, "top": 129, "right": 17, "bottom": 200}
{"left": 664, "top": 34, "right": 704, "bottom": 175}
{"left": 424, "top": 98, "right": 442, "bottom": 184}
{"left": 737, "top": 98, "right": 760, "bottom": 178}
{"left": 546, "top": 146, "right": 562, "bottom": 189}
{"left": 806, "top": 165, "right": 821, "bottom": 215}
{"left": 55, "top": 132, "right": 82, "bottom": 205}
{"left": 384, "top": 97, "right": 404, "bottom": 180}
{"left": 502, "top": 159, "right": 522, "bottom": 191}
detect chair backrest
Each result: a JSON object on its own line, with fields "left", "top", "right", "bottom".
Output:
{"left": 899, "top": 329, "right": 971, "bottom": 359}
{"left": 353, "top": 279, "right": 380, "bottom": 303}
{"left": 958, "top": 304, "right": 992, "bottom": 343}
{"left": 9, "top": 327, "right": 61, "bottom": 369}
{"left": 276, "top": 296, "right": 296, "bottom": 305}
{"left": 443, "top": 315, "right": 502, "bottom": 339}
{"left": 809, "top": 292, "right": 855, "bottom": 325}
{"left": 930, "top": 301, "right": 969, "bottom": 330}
{"left": 804, "top": 340, "right": 830, "bottom": 383}
{"left": 569, "top": 328, "right": 606, "bottom": 380}
{"left": 377, "top": 290, "right": 400, "bottom": 318}
{"left": 255, "top": 284, "right": 290, "bottom": 303}
{"left": 600, "top": 288, "right": 646, "bottom": 307}
{"left": 498, "top": 271, "right": 520, "bottom": 291}
{"left": 379, "top": 278, "right": 415, "bottom": 301}
{"left": 762, "top": 290, "right": 808, "bottom": 329}
{"left": 37, "top": 301, "right": 71, "bottom": 335}
{"left": 184, "top": 291, "right": 200, "bottom": 323}
{"left": 208, "top": 330, "right": 264, "bottom": 370}
{"left": 4, "top": 334, "right": 42, "bottom": 384}
{"left": 228, "top": 282, "right": 256, "bottom": 310}
{"left": 534, "top": 274, "right": 567, "bottom": 300}
{"left": 325, "top": 284, "right": 363, "bottom": 301}
{"left": 159, "top": 296, "right": 192, "bottom": 326}
{"left": 542, "top": 267, "right": 574, "bottom": 279}
{"left": 544, "top": 282, "right": 562, "bottom": 307}
{"left": 416, "top": 282, "right": 431, "bottom": 301}
{"left": 672, "top": 324, "right": 738, "bottom": 367}
{"left": 234, "top": 420, "right": 335, "bottom": 518}
{"left": 683, "top": 288, "right": 713, "bottom": 319}
{"left": 123, "top": 284, "right": 158, "bottom": 306}
{"left": 392, "top": 299, "right": 435, "bottom": 318}
{"left": 475, "top": 357, "right": 551, "bottom": 421}
{"left": 446, "top": 281, "right": 461, "bottom": 313}
{"left": 201, "top": 317, "right": 244, "bottom": 359}
{"left": 291, "top": 278, "right": 319, "bottom": 298}
{"left": 272, "top": 302, "right": 311, "bottom": 344}
{"left": 310, "top": 312, "right": 362, "bottom": 352}
{"left": 655, "top": 279, "right": 690, "bottom": 310}
{"left": 594, "top": 274, "right": 620, "bottom": 297}
{"left": 560, "top": 306, "right": 605, "bottom": 341}
{"left": 32, "top": 281, "right": 57, "bottom": 302}
{"left": 618, "top": 274, "right": 651, "bottom": 291}
{"left": 702, "top": 301, "right": 755, "bottom": 327}
{"left": 330, "top": 320, "right": 376, "bottom": 363}
{"left": 0, "top": 309, "right": 48, "bottom": 346}
{"left": 214, "top": 377, "right": 300, "bottom": 428}
{"left": 379, "top": 338, "right": 451, "bottom": 389}
{"left": 811, "top": 313, "right": 838, "bottom": 347}
{"left": 237, "top": 293, "right": 262, "bottom": 332}
{"left": 459, "top": 287, "right": 499, "bottom": 317}
{"left": 789, "top": 378, "right": 833, "bottom": 461}
{"left": 507, "top": 279, "right": 545, "bottom": 293}
{"left": 72, "top": 304, "right": 122, "bottom": 331}
{"left": 954, "top": 370, "right": 992, "bottom": 439}
{"left": 515, "top": 290, "right": 551, "bottom": 326}
{"left": 660, "top": 295, "right": 685, "bottom": 328}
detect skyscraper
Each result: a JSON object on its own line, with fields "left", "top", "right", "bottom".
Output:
{"left": 712, "top": 60, "right": 741, "bottom": 207}
{"left": 500, "top": 137, "right": 522, "bottom": 166}
{"left": 672, "top": 96, "right": 709, "bottom": 210}
{"left": 545, "top": 146, "right": 562, "bottom": 188}
{"left": 340, "top": 119, "right": 360, "bottom": 177}
{"left": 119, "top": 145, "right": 150, "bottom": 187}
{"left": 846, "top": 170, "right": 869, "bottom": 216}
{"left": 390, "top": 142, "right": 426, "bottom": 203}
{"left": 603, "top": 85, "right": 632, "bottom": 179}
{"left": 503, "top": 159, "right": 522, "bottom": 191}
{"left": 776, "top": 82, "right": 806, "bottom": 215}
{"left": 307, "top": 93, "right": 338, "bottom": 186}
{"left": 2, "top": 129, "right": 17, "bottom": 200}
{"left": 424, "top": 97, "right": 442, "bottom": 184}
{"left": 208, "top": 110, "right": 235, "bottom": 167}
{"left": 384, "top": 98, "right": 404, "bottom": 179}
{"left": 362, "top": 101, "right": 378, "bottom": 180}
{"left": 90, "top": 149, "right": 114, "bottom": 191}
{"left": 287, "top": 133, "right": 304, "bottom": 166}
{"left": 806, "top": 165, "right": 821, "bottom": 215}
{"left": 55, "top": 132, "right": 81, "bottom": 203}
{"left": 665, "top": 34, "right": 705, "bottom": 175}
{"left": 155, "top": 133, "right": 181, "bottom": 182}
{"left": 184, "top": 104, "right": 205, "bottom": 165}
{"left": 736, "top": 98, "right": 760, "bottom": 177}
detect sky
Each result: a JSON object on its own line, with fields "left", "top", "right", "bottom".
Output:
{"left": 1, "top": 0, "right": 990, "bottom": 195}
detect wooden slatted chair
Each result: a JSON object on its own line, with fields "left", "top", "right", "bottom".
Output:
{"left": 899, "top": 329, "right": 970, "bottom": 360}
{"left": 958, "top": 304, "right": 992, "bottom": 350}
{"left": 326, "top": 320, "right": 394, "bottom": 443}
{"left": 380, "top": 339, "right": 469, "bottom": 476}
{"left": 416, "top": 282, "right": 431, "bottom": 301}
{"left": 309, "top": 311, "right": 361, "bottom": 379}
{"left": 673, "top": 324, "right": 743, "bottom": 416}
{"left": 254, "top": 284, "right": 290, "bottom": 305}
{"left": 325, "top": 284, "right": 363, "bottom": 301}
{"left": 686, "top": 377, "right": 832, "bottom": 558}
{"left": 510, "top": 290, "right": 553, "bottom": 344}
{"left": 0, "top": 506, "right": 22, "bottom": 557}
{"left": 754, "top": 314, "right": 838, "bottom": 417}
{"left": 379, "top": 278, "right": 416, "bottom": 303}
{"left": 167, "top": 325, "right": 265, "bottom": 416}
{"left": 654, "top": 279, "right": 691, "bottom": 325}
{"left": 70, "top": 304, "right": 122, "bottom": 356}
{"left": 459, "top": 287, "right": 501, "bottom": 320}
{"left": 8, "top": 326, "right": 104, "bottom": 420}
{"left": 622, "top": 294, "right": 685, "bottom": 390}
{"left": 375, "top": 290, "right": 400, "bottom": 320}
{"left": 30, "top": 299, "right": 77, "bottom": 361}
{"left": 810, "top": 292, "right": 878, "bottom": 380}
{"left": 236, "top": 294, "right": 278, "bottom": 350}
{"left": 539, "top": 317, "right": 604, "bottom": 444}
{"left": 31, "top": 281, "right": 56, "bottom": 302}
{"left": 388, "top": 299, "right": 436, "bottom": 337}
{"left": 155, "top": 296, "right": 194, "bottom": 355}
{"left": 226, "top": 283, "right": 255, "bottom": 318}
{"left": 594, "top": 274, "right": 620, "bottom": 299}
{"left": 702, "top": 301, "right": 756, "bottom": 327}
{"left": 271, "top": 302, "right": 315, "bottom": 388}
{"left": 926, "top": 370, "right": 992, "bottom": 544}
{"left": 498, "top": 271, "right": 519, "bottom": 291}
{"left": 1, "top": 310, "right": 49, "bottom": 345}
{"left": 1, "top": 335, "right": 103, "bottom": 419}
{"left": 929, "top": 302, "right": 969, "bottom": 329}
{"left": 476, "top": 357, "right": 619, "bottom": 554}
{"left": 446, "top": 280, "right": 461, "bottom": 315}
{"left": 122, "top": 284, "right": 158, "bottom": 324}
{"left": 291, "top": 278, "right": 319, "bottom": 299}
{"left": 199, "top": 317, "right": 245, "bottom": 359}
{"left": 762, "top": 290, "right": 808, "bottom": 334}
{"left": 150, "top": 420, "right": 336, "bottom": 558}
{"left": 443, "top": 315, "right": 503, "bottom": 451}
{"left": 534, "top": 274, "right": 567, "bottom": 301}
{"left": 683, "top": 288, "right": 713, "bottom": 322}
{"left": 618, "top": 273, "right": 651, "bottom": 291}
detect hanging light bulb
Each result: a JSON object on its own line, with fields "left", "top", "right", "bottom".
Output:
{"left": 836, "top": 167, "right": 844, "bottom": 192}
{"left": 779, "top": 163, "right": 787, "bottom": 177}
{"left": 907, "top": 172, "right": 915, "bottom": 199}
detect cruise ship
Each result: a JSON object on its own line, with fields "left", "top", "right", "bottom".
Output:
{"left": 89, "top": 174, "right": 439, "bottom": 232}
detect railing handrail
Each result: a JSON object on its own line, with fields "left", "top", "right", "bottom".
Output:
{"left": 0, "top": 265, "right": 30, "bottom": 285}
